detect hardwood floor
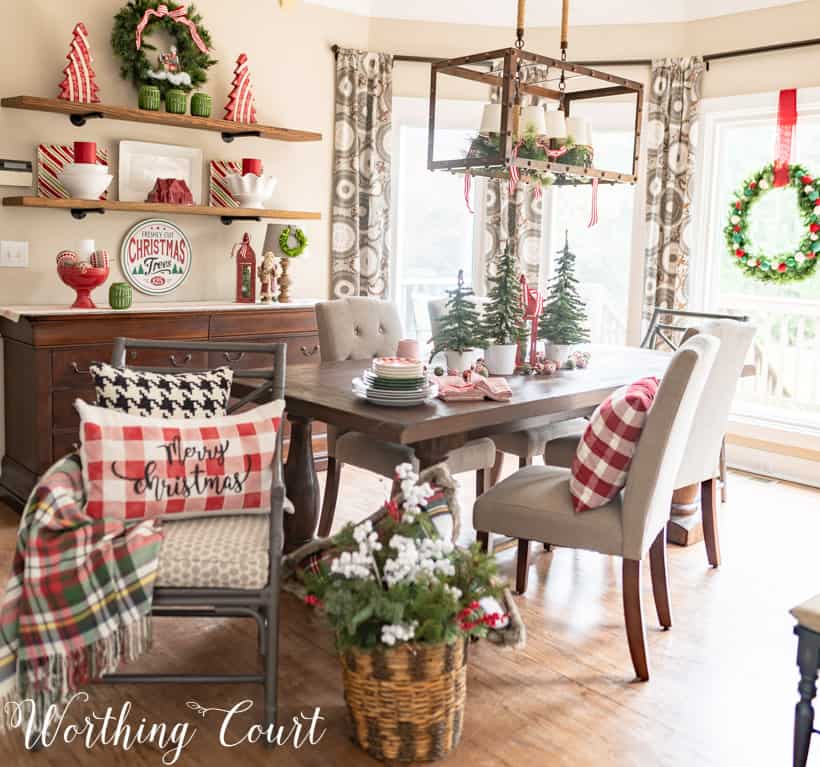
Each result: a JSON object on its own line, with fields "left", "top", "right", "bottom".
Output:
{"left": 0, "top": 459, "right": 816, "bottom": 766}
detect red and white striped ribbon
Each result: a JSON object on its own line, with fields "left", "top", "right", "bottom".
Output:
{"left": 588, "top": 177, "right": 599, "bottom": 227}
{"left": 464, "top": 173, "right": 474, "bottom": 214}
{"left": 135, "top": 3, "right": 210, "bottom": 54}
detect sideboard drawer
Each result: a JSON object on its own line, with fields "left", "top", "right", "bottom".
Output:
{"left": 53, "top": 429, "right": 80, "bottom": 460}
{"left": 210, "top": 308, "right": 316, "bottom": 338}
{"left": 207, "top": 334, "right": 321, "bottom": 372}
{"left": 53, "top": 347, "right": 210, "bottom": 386}
{"left": 53, "top": 388, "right": 93, "bottom": 429}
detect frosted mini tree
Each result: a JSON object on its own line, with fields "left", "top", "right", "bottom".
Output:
{"left": 432, "top": 270, "right": 483, "bottom": 356}
{"left": 538, "top": 232, "right": 589, "bottom": 345}
{"left": 482, "top": 244, "right": 525, "bottom": 346}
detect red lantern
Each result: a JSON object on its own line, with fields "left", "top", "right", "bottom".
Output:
{"left": 232, "top": 232, "right": 256, "bottom": 303}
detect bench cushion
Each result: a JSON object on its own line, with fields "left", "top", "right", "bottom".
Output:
{"left": 792, "top": 594, "right": 820, "bottom": 634}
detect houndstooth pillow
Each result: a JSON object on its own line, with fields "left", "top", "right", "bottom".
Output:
{"left": 90, "top": 362, "right": 234, "bottom": 419}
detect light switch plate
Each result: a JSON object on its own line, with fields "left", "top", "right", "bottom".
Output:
{"left": 0, "top": 241, "right": 29, "bottom": 268}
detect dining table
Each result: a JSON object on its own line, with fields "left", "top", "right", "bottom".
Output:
{"left": 281, "top": 344, "right": 671, "bottom": 551}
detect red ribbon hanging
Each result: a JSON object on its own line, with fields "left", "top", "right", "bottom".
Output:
{"left": 135, "top": 3, "right": 210, "bottom": 55}
{"left": 773, "top": 88, "right": 797, "bottom": 187}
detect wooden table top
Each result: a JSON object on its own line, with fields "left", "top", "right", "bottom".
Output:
{"left": 285, "top": 345, "right": 671, "bottom": 445}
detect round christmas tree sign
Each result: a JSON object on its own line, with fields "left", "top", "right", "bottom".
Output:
{"left": 120, "top": 219, "right": 192, "bottom": 295}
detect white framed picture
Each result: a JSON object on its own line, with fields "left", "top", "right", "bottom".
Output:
{"left": 118, "top": 141, "right": 203, "bottom": 204}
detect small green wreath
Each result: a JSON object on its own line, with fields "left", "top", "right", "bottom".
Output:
{"left": 279, "top": 227, "right": 308, "bottom": 258}
{"left": 726, "top": 162, "right": 820, "bottom": 283}
{"left": 111, "top": 0, "right": 217, "bottom": 99}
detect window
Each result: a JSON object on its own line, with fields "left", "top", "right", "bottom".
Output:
{"left": 391, "top": 97, "right": 637, "bottom": 348}
{"left": 692, "top": 89, "right": 820, "bottom": 430}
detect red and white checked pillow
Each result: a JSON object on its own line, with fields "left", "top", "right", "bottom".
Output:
{"left": 569, "top": 377, "right": 659, "bottom": 512}
{"left": 75, "top": 399, "right": 283, "bottom": 521}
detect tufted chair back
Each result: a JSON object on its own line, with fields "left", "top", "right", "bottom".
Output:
{"left": 316, "top": 297, "right": 404, "bottom": 362}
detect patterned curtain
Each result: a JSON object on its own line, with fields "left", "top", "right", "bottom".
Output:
{"left": 642, "top": 57, "right": 705, "bottom": 324}
{"left": 478, "top": 63, "right": 548, "bottom": 292}
{"left": 330, "top": 49, "right": 393, "bottom": 299}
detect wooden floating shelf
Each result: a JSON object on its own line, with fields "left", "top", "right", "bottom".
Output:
{"left": 2, "top": 196, "right": 321, "bottom": 225}
{"left": 1, "top": 96, "right": 322, "bottom": 144}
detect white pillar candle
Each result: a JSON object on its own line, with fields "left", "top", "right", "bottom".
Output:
{"left": 480, "top": 103, "right": 502, "bottom": 134}
{"left": 519, "top": 105, "right": 547, "bottom": 136}
{"left": 565, "top": 116, "right": 590, "bottom": 146}
{"left": 78, "top": 239, "right": 95, "bottom": 260}
{"left": 544, "top": 109, "right": 567, "bottom": 139}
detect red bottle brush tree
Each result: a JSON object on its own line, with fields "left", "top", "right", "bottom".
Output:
{"left": 58, "top": 22, "right": 100, "bottom": 103}
{"left": 223, "top": 53, "right": 258, "bottom": 123}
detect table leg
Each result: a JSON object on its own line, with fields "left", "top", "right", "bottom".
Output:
{"left": 283, "top": 414, "right": 319, "bottom": 552}
{"left": 413, "top": 435, "right": 466, "bottom": 470}
{"left": 794, "top": 628, "right": 820, "bottom": 767}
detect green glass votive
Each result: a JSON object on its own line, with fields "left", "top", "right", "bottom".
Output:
{"left": 190, "top": 92, "right": 212, "bottom": 118}
{"left": 138, "top": 85, "right": 161, "bottom": 111}
{"left": 109, "top": 282, "right": 133, "bottom": 310}
{"left": 165, "top": 89, "right": 187, "bottom": 114}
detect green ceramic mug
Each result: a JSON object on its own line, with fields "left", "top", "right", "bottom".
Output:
{"left": 165, "top": 89, "right": 187, "bottom": 114}
{"left": 190, "top": 92, "right": 212, "bottom": 118}
{"left": 138, "top": 85, "right": 161, "bottom": 111}
{"left": 109, "top": 282, "right": 133, "bottom": 310}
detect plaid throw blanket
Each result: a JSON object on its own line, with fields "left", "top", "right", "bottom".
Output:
{"left": 0, "top": 454, "right": 163, "bottom": 730}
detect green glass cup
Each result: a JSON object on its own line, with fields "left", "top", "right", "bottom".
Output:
{"left": 109, "top": 282, "right": 133, "bottom": 310}
{"left": 165, "top": 89, "right": 187, "bottom": 114}
{"left": 138, "top": 85, "right": 161, "bottom": 111}
{"left": 190, "top": 92, "right": 212, "bottom": 118}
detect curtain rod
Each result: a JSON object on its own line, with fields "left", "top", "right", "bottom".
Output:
{"left": 331, "top": 37, "right": 820, "bottom": 68}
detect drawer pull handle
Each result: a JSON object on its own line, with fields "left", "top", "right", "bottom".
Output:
{"left": 70, "top": 362, "right": 90, "bottom": 375}
{"left": 169, "top": 353, "right": 193, "bottom": 368}
{"left": 300, "top": 344, "right": 319, "bottom": 358}
{"left": 223, "top": 351, "right": 246, "bottom": 363}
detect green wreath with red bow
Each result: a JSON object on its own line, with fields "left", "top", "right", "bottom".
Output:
{"left": 726, "top": 163, "right": 820, "bottom": 283}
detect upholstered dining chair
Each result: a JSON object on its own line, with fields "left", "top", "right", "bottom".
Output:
{"left": 100, "top": 338, "right": 287, "bottom": 735}
{"left": 474, "top": 334, "right": 719, "bottom": 681}
{"left": 316, "top": 297, "right": 496, "bottom": 536}
{"left": 544, "top": 318, "right": 755, "bottom": 567}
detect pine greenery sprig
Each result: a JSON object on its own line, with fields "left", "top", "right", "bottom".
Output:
{"left": 482, "top": 244, "right": 526, "bottom": 346}
{"left": 538, "top": 232, "right": 589, "bottom": 345}
{"left": 111, "top": 0, "right": 217, "bottom": 99}
{"left": 432, "top": 270, "right": 483, "bottom": 355}
{"left": 725, "top": 162, "right": 820, "bottom": 284}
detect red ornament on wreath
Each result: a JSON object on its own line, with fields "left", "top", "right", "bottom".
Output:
{"left": 57, "top": 22, "right": 100, "bottom": 104}
{"left": 224, "top": 53, "right": 258, "bottom": 123}
{"left": 232, "top": 232, "right": 256, "bottom": 303}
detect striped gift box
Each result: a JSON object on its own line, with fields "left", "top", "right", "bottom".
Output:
{"left": 209, "top": 160, "right": 241, "bottom": 208}
{"left": 37, "top": 144, "right": 109, "bottom": 200}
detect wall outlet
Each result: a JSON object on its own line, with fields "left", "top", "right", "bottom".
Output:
{"left": 0, "top": 241, "right": 29, "bottom": 268}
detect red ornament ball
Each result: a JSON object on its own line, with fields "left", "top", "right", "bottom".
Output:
{"left": 735, "top": 201, "right": 743, "bottom": 210}
{"left": 735, "top": 248, "right": 745, "bottom": 258}
{"left": 811, "top": 223, "right": 820, "bottom": 233}
{"left": 777, "top": 262, "right": 788, "bottom": 273}
{"left": 802, "top": 175, "right": 814, "bottom": 185}
{"left": 733, "top": 225, "right": 741, "bottom": 232}
{"left": 808, "top": 252, "right": 817, "bottom": 260}
{"left": 749, "top": 181, "right": 757, "bottom": 189}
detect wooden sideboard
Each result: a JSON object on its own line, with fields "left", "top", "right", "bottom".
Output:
{"left": 0, "top": 303, "right": 325, "bottom": 509}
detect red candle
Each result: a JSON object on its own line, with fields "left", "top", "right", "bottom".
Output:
{"left": 74, "top": 141, "right": 97, "bottom": 165}
{"left": 242, "top": 158, "right": 263, "bottom": 176}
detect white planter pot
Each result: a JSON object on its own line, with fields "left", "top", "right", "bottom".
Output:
{"left": 445, "top": 349, "right": 478, "bottom": 373}
{"left": 544, "top": 343, "right": 573, "bottom": 366}
{"left": 484, "top": 343, "right": 518, "bottom": 375}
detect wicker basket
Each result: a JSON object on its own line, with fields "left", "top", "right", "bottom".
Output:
{"left": 340, "top": 639, "right": 468, "bottom": 762}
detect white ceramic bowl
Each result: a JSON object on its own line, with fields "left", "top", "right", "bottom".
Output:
{"left": 60, "top": 168, "right": 113, "bottom": 199}
{"left": 225, "top": 173, "right": 277, "bottom": 209}
{"left": 61, "top": 162, "right": 108, "bottom": 176}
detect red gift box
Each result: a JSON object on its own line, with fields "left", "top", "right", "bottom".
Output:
{"left": 242, "top": 158, "right": 262, "bottom": 176}
{"left": 74, "top": 141, "right": 97, "bottom": 165}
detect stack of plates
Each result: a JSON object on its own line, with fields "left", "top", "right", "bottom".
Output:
{"left": 352, "top": 357, "right": 437, "bottom": 407}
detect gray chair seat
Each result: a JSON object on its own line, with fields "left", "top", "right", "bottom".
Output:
{"left": 474, "top": 464, "right": 623, "bottom": 557}
{"left": 335, "top": 430, "right": 496, "bottom": 478}
{"left": 158, "top": 515, "right": 270, "bottom": 590}
{"left": 493, "top": 418, "right": 589, "bottom": 460}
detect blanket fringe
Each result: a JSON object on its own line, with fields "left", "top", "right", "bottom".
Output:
{"left": 1, "top": 616, "right": 152, "bottom": 735}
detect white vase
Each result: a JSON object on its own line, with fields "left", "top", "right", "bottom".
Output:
{"left": 545, "top": 342, "right": 573, "bottom": 366}
{"left": 483, "top": 343, "right": 518, "bottom": 375}
{"left": 445, "top": 349, "right": 478, "bottom": 373}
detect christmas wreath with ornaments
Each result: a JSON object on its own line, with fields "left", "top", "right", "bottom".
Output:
{"left": 111, "top": 0, "right": 216, "bottom": 98}
{"left": 726, "top": 163, "right": 820, "bottom": 283}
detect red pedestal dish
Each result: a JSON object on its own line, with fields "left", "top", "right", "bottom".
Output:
{"left": 57, "top": 263, "right": 110, "bottom": 309}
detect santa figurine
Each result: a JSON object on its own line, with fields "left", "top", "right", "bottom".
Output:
{"left": 258, "top": 251, "right": 282, "bottom": 303}
{"left": 519, "top": 274, "right": 544, "bottom": 368}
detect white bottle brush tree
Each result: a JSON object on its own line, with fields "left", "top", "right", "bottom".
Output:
{"left": 482, "top": 243, "right": 526, "bottom": 347}
{"left": 538, "top": 231, "right": 590, "bottom": 345}
{"left": 432, "top": 270, "right": 483, "bottom": 357}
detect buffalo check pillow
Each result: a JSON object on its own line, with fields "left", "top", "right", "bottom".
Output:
{"left": 75, "top": 398, "right": 284, "bottom": 521}
{"left": 569, "top": 377, "right": 660, "bottom": 512}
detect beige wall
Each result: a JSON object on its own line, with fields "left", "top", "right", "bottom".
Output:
{"left": 0, "top": 0, "right": 369, "bottom": 307}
